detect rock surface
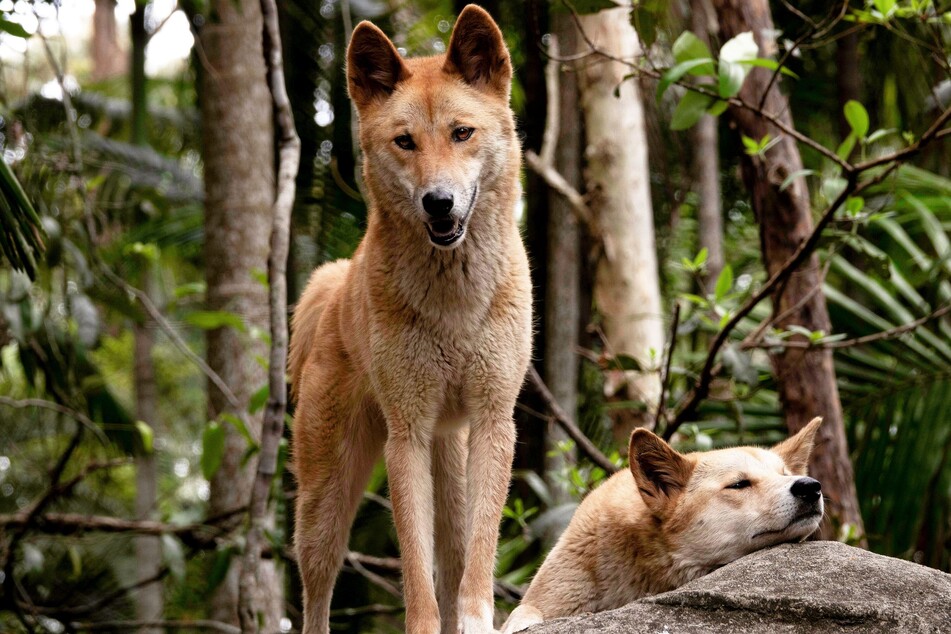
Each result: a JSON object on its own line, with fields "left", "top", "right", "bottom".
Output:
{"left": 525, "top": 542, "right": 951, "bottom": 633}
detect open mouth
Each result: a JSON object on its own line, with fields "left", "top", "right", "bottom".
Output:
{"left": 424, "top": 186, "right": 477, "bottom": 248}
{"left": 426, "top": 217, "right": 466, "bottom": 246}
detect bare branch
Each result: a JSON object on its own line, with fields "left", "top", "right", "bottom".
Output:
{"left": 525, "top": 367, "right": 618, "bottom": 474}
{"left": 654, "top": 302, "right": 681, "bottom": 429}
{"left": 69, "top": 620, "right": 240, "bottom": 633}
{"left": 0, "top": 397, "right": 108, "bottom": 445}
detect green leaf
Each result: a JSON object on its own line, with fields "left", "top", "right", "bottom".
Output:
{"left": 737, "top": 58, "right": 799, "bottom": 79}
{"left": 836, "top": 134, "right": 858, "bottom": 160}
{"left": 741, "top": 134, "right": 762, "bottom": 155}
{"left": 249, "top": 384, "right": 269, "bottom": 414}
{"left": 707, "top": 99, "right": 729, "bottom": 116}
{"left": 206, "top": 547, "right": 236, "bottom": 596}
{"left": 657, "top": 58, "right": 715, "bottom": 100}
{"left": 0, "top": 16, "right": 31, "bottom": 38}
{"left": 220, "top": 413, "right": 257, "bottom": 450}
{"left": 202, "top": 422, "right": 226, "bottom": 481}
{"left": 844, "top": 100, "right": 870, "bottom": 139}
{"left": 135, "top": 420, "right": 154, "bottom": 454}
{"left": 672, "top": 31, "right": 713, "bottom": 64}
{"left": 780, "top": 169, "right": 815, "bottom": 192}
{"left": 693, "top": 247, "right": 709, "bottom": 268}
{"left": 867, "top": 128, "right": 896, "bottom": 144}
{"left": 185, "top": 310, "right": 246, "bottom": 332}
{"left": 671, "top": 90, "right": 713, "bottom": 131}
{"left": 714, "top": 264, "right": 734, "bottom": 301}
{"left": 845, "top": 196, "right": 865, "bottom": 216}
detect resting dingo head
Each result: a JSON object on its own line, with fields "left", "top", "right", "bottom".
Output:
{"left": 630, "top": 417, "right": 825, "bottom": 569}
{"left": 346, "top": 5, "right": 517, "bottom": 250}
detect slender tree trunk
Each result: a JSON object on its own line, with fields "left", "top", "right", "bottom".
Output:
{"left": 92, "top": 0, "right": 125, "bottom": 81}
{"left": 577, "top": 3, "right": 665, "bottom": 442}
{"left": 689, "top": 0, "right": 724, "bottom": 287}
{"left": 543, "top": 12, "right": 582, "bottom": 502}
{"left": 712, "top": 0, "right": 865, "bottom": 541}
{"left": 130, "top": 8, "right": 162, "bottom": 632}
{"left": 199, "top": 0, "right": 283, "bottom": 626}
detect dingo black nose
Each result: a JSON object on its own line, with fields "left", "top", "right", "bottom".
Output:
{"left": 791, "top": 477, "right": 821, "bottom": 502}
{"left": 423, "top": 190, "right": 454, "bottom": 218}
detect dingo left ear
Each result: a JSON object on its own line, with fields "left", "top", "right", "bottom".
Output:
{"left": 772, "top": 416, "right": 823, "bottom": 475}
{"left": 444, "top": 5, "right": 512, "bottom": 98}
{"left": 629, "top": 429, "right": 694, "bottom": 515}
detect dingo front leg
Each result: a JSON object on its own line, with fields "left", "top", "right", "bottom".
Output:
{"left": 386, "top": 413, "right": 440, "bottom": 634}
{"left": 458, "top": 407, "right": 517, "bottom": 634}
{"left": 434, "top": 428, "right": 469, "bottom": 633}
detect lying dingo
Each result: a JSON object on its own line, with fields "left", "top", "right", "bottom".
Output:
{"left": 503, "top": 417, "right": 825, "bottom": 632}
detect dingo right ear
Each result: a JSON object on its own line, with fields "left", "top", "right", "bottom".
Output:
{"left": 347, "top": 22, "right": 411, "bottom": 109}
{"left": 629, "top": 429, "right": 693, "bottom": 514}
{"left": 772, "top": 416, "right": 823, "bottom": 476}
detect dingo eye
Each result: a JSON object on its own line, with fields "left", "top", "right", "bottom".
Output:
{"left": 726, "top": 479, "right": 752, "bottom": 490}
{"left": 395, "top": 135, "right": 415, "bottom": 150}
{"left": 452, "top": 127, "right": 474, "bottom": 142}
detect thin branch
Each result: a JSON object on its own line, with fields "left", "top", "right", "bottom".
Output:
{"left": 238, "top": 0, "right": 301, "bottom": 629}
{"left": 0, "top": 397, "right": 108, "bottom": 445}
{"left": 525, "top": 367, "right": 618, "bottom": 474}
{"left": 69, "top": 620, "right": 240, "bottom": 633}
{"left": 653, "top": 302, "right": 681, "bottom": 429}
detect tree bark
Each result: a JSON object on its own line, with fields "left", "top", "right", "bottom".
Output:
{"left": 199, "top": 0, "right": 283, "bottom": 626}
{"left": 130, "top": 8, "right": 162, "bottom": 631}
{"left": 712, "top": 0, "right": 865, "bottom": 541}
{"left": 689, "top": 0, "right": 724, "bottom": 287}
{"left": 577, "top": 3, "right": 665, "bottom": 441}
{"left": 92, "top": 0, "right": 125, "bottom": 81}
{"left": 543, "top": 12, "right": 582, "bottom": 503}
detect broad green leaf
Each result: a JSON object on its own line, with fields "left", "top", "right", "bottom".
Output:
{"left": 714, "top": 264, "right": 734, "bottom": 301}
{"left": 780, "top": 168, "right": 814, "bottom": 191}
{"left": 657, "top": 58, "right": 715, "bottom": 100}
{"left": 737, "top": 58, "right": 800, "bottom": 79}
{"left": 135, "top": 420, "right": 154, "bottom": 454}
{"left": 693, "top": 247, "right": 709, "bottom": 267}
{"left": 202, "top": 421, "right": 226, "bottom": 480}
{"left": 844, "top": 100, "right": 870, "bottom": 139}
{"left": 249, "top": 384, "right": 269, "bottom": 414}
{"left": 707, "top": 99, "right": 729, "bottom": 116}
{"left": 0, "top": 16, "right": 31, "bottom": 38}
{"left": 845, "top": 196, "right": 865, "bottom": 216}
{"left": 185, "top": 310, "right": 246, "bottom": 332}
{"left": 867, "top": 128, "right": 897, "bottom": 144}
{"left": 672, "top": 31, "right": 712, "bottom": 64}
{"left": 671, "top": 90, "right": 713, "bottom": 131}
{"left": 836, "top": 133, "right": 857, "bottom": 160}
{"left": 220, "top": 413, "right": 258, "bottom": 449}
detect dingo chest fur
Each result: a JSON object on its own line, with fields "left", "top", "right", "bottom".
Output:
{"left": 503, "top": 418, "right": 826, "bottom": 633}
{"left": 289, "top": 6, "right": 531, "bottom": 634}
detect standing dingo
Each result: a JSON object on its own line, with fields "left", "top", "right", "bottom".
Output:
{"left": 289, "top": 6, "right": 531, "bottom": 633}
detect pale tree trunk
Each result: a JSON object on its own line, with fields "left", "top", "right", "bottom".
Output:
{"left": 199, "top": 0, "right": 283, "bottom": 626}
{"left": 544, "top": 12, "right": 582, "bottom": 502}
{"left": 689, "top": 0, "right": 724, "bottom": 287}
{"left": 92, "top": 0, "right": 125, "bottom": 81}
{"left": 577, "top": 3, "right": 665, "bottom": 442}
{"left": 130, "top": 7, "right": 162, "bottom": 631}
{"left": 712, "top": 0, "right": 865, "bottom": 541}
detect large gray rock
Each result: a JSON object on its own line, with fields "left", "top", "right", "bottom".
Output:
{"left": 526, "top": 542, "right": 951, "bottom": 633}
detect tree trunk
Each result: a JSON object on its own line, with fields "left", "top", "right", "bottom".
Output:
{"left": 689, "top": 0, "right": 724, "bottom": 287}
{"left": 92, "top": 0, "right": 125, "bottom": 81}
{"left": 199, "top": 0, "right": 283, "bottom": 626}
{"left": 543, "top": 11, "right": 582, "bottom": 503}
{"left": 577, "top": 3, "right": 665, "bottom": 442}
{"left": 712, "top": 0, "right": 865, "bottom": 542}
{"left": 130, "top": 8, "right": 162, "bottom": 631}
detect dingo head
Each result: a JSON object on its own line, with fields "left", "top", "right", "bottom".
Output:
{"left": 346, "top": 5, "right": 517, "bottom": 250}
{"left": 629, "top": 417, "right": 825, "bottom": 569}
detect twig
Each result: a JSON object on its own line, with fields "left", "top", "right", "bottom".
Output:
{"left": 525, "top": 367, "right": 618, "bottom": 474}
{"left": 238, "top": 0, "right": 301, "bottom": 629}
{"left": 24, "top": 566, "right": 170, "bottom": 617}
{"left": 654, "top": 302, "right": 681, "bottom": 430}
{"left": 344, "top": 552, "right": 402, "bottom": 598}
{"left": 0, "top": 396, "right": 108, "bottom": 445}
{"left": 69, "top": 620, "right": 240, "bottom": 633}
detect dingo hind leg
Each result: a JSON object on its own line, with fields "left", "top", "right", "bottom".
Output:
{"left": 294, "top": 368, "right": 385, "bottom": 634}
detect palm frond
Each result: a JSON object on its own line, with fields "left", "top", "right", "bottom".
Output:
{"left": 0, "top": 157, "right": 45, "bottom": 279}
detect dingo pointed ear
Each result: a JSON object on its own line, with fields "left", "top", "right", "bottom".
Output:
{"left": 629, "top": 429, "right": 693, "bottom": 514}
{"left": 347, "top": 21, "right": 410, "bottom": 109}
{"left": 444, "top": 5, "right": 512, "bottom": 98}
{"left": 772, "top": 416, "right": 823, "bottom": 476}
